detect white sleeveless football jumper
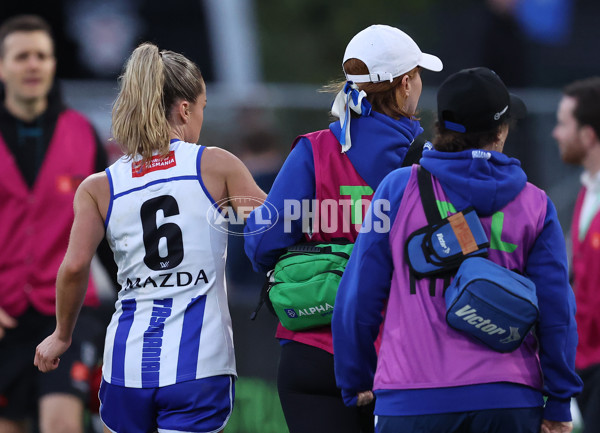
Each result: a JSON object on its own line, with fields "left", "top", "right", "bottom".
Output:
{"left": 102, "top": 140, "right": 236, "bottom": 388}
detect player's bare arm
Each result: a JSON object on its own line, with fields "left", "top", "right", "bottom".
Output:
{"left": 34, "top": 174, "right": 107, "bottom": 372}
{"left": 201, "top": 146, "right": 267, "bottom": 217}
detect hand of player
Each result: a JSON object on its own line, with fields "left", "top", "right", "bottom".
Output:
{"left": 357, "top": 390, "right": 374, "bottom": 406}
{"left": 34, "top": 331, "right": 72, "bottom": 373}
{"left": 541, "top": 419, "right": 573, "bottom": 433}
{"left": 0, "top": 307, "right": 17, "bottom": 340}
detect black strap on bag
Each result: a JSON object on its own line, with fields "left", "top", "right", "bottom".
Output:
{"left": 410, "top": 166, "right": 452, "bottom": 295}
{"left": 417, "top": 165, "right": 441, "bottom": 224}
{"left": 250, "top": 270, "right": 276, "bottom": 320}
{"left": 401, "top": 135, "right": 429, "bottom": 168}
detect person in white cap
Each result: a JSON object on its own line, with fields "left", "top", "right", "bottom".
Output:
{"left": 244, "top": 24, "right": 442, "bottom": 433}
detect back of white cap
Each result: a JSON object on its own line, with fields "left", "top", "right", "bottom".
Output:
{"left": 343, "top": 24, "right": 443, "bottom": 83}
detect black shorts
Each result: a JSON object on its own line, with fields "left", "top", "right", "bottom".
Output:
{"left": 0, "top": 306, "right": 107, "bottom": 421}
{"left": 576, "top": 364, "right": 600, "bottom": 433}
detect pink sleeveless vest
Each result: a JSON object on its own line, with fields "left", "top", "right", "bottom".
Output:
{"left": 571, "top": 187, "right": 600, "bottom": 369}
{"left": 0, "top": 109, "right": 100, "bottom": 317}
{"left": 275, "top": 130, "right": 374, "bottom": 353}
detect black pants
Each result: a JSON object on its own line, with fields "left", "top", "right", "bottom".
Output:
{"left": 577, "top": 364, "right": 600, "bottom": 433}
{"left": 277, "top": 341, "right": 374, "bottom": 433}
{"left": 376, "top": 407, "right": 543, "bottom": 433}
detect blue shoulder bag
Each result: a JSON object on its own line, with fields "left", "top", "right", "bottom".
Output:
{"left": 406, "top": 167, "right": 539, "bottom": 352}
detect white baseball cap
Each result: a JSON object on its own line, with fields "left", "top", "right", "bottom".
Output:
{"left": 343, "top": 24, "right": 443, "bottom": 83}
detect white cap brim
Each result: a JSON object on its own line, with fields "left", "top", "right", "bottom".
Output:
{"left": 419, "top": 53, "right": 443, "bottom": 72}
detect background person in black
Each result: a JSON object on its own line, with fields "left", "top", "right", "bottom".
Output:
{"left": 0, "top": 15, "right": 116, "bottom": 433}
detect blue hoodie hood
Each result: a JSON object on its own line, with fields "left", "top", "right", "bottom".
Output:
{"left": 330, "top": 111, "right": 423, "bottom": 189}
{"left": 420, "top": 149, "right": 527, "bottom": 216}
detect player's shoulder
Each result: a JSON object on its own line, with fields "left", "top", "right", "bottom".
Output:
{"left": 201, "top": 146, "right": 244, "bottom": 174}
{"left": 202, "top": 146, "right": 238, "bottom": 162}
{"left": 78, "top": 171, "right": 109, "bottom": 197}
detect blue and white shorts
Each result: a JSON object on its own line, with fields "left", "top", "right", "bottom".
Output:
{"left": 99, "top": 375, "right": 235, "bottom": 433}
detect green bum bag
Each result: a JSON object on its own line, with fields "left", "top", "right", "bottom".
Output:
{"left": 251, "top": 241, "right": 354, "bottom": 331}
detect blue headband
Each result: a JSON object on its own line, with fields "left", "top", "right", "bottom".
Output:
{"left": 331, "top": 82, "right": 372, "bottom": 152}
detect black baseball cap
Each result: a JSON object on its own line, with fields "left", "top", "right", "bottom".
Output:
{"left": 437, "top": 67, "right": 527, "bottom": 133}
